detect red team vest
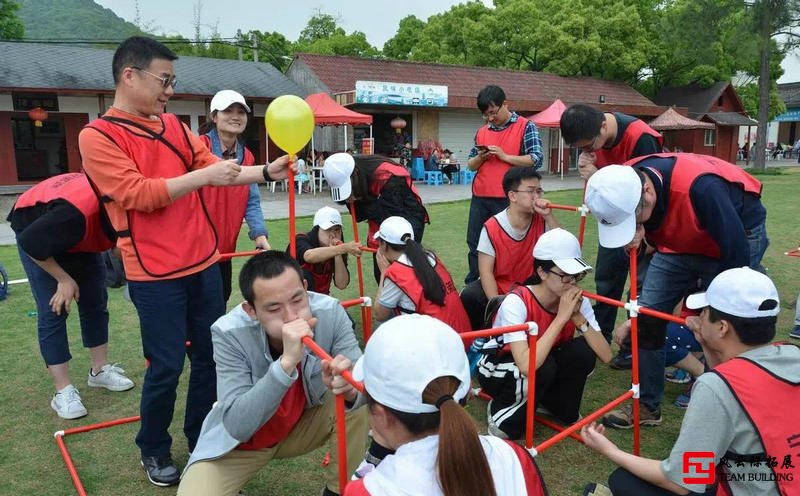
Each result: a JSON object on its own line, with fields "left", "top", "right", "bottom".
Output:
{"left": 626, "top": 153, "right": 762, "bottom": 258}
{"left": 14, "top": 173, "right": 114, "bottom": 253}
{"left": 384, "top": 255, "right": 471, "bottom": 334}
{"left": 484, "top": 213, "right": 545, "bottom": 294}
{"left": 301, "top": 256, "right": 334, "bottom": 295}
{"left": 474, "top": 117, "right": 529, "bottom": 198}
{"left": 236, "top": 367, "right": 306, "bottom": 450}
{"left": 365, "top": 162, "right": 426, "bottom": 249}
{"left": 85, "top": 114, "right": 218, "bottom": 278}
{"left": 497, "top": 286, "right": 576, "bottom": 355}
{"left": 594, "top": 119, "right": 663, "bottom": 167}
{"left": 198, "top": 135, "right": 254, "bottom": 255}
{"left": 711, "top": 349, "right": 799, "bottom": 496}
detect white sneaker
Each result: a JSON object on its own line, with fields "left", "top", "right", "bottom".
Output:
{"left": 486, "top": 401, "right": 509, "bottom": 439}
{"left": 51, "top": 385, "right": 88, "bottom": 419}
{"left": 87, "top": 363, "right": 134, "bottom": 392}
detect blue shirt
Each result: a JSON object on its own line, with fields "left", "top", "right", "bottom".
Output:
{"left": 468, "top": 112, "right": 543, "bottom": 169}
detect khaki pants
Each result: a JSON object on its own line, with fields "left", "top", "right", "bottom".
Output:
{"left": 178, "top": 393, "right": 369, "bottom": 496}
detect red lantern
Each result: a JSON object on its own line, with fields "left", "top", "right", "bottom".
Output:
{"left": 390, "top": 115, "right": 407, "bottom": 134}
{"left": 28, "top": 107, "right": 48, "bottom": 127}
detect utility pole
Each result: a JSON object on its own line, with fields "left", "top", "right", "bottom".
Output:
{"left": 237, "top": 29, "right": 243, "bottom": 61}
{"left": 252, "top": 33, "right": 258, "bottom": 63}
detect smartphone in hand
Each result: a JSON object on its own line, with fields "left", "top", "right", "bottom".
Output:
{"left": 476, "top": 144, "right": 489, "bottom": 153}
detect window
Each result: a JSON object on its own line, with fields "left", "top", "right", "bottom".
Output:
{"left": 704, "top": 129, "right": 716, "bottom": 146}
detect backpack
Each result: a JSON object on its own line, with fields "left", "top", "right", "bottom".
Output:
{"left": 0, "top": 261, "right": 8, "bottom": 301}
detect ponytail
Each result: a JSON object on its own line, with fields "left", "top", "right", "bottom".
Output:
{"left": 389, "top": 238, "right": 446, "bottom": 306}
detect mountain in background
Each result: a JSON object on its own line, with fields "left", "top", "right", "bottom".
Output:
{"left": 17, "top": 0, "right": 143, "bottom": 41}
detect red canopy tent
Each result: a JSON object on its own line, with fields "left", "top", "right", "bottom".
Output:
{"left": 531, "top": 99, "right": 568, "bottom": 178}
{"left": 305, "top": 93, "right": 373, "bottom": 152}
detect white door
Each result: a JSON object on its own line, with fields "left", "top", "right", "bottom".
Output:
{"left": 438, "top": 110, "right": 485, "bottom": 163}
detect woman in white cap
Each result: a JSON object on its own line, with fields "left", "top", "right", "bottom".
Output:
{"left": 340, "top": 313, "right": 548, "bottom": 496}
{"left": 198, "top": 89, "right": 270, "bottom": 303}
{"left": 372, "top": 216, "right": 471, "bottom": 335}
{"left": 477, "top": 228, "right": 612, "bottom": 440}
{"left": 322, "top": 153, "right": 429, "bottom": 283}
{"left": 289, "top": 206, "right": 362, "bottom": 294}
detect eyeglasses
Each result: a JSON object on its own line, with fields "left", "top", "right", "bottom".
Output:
{"left": 547, "top": 269, "right": 587, "bottom": 284}
{"left": 481, "top": 103, "right": 504, "bottom": 121}
{"left": 133, "top": 67, "right": 177, "bottom": 89}
{"left": 512, "top": 188, "right": 544, "bottom": 196}
{"left": 571, "top": 135, "right": 600, "bottom": 152}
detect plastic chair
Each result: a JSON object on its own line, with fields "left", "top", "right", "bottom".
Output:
{"left": 459, "top": 170, "right": 476, "bottom": 185}
{"left": 269, "top": 179, "right": 288, "bottom": 193}
{"left": 411, "top": 158, "right": 425, "bottom": 181}
{"left": 424, "top": 170, "right": 444, "bottom": 185}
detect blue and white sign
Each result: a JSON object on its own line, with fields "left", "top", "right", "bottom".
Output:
{"left": 355, "top": 80, "right": 448, "bottom": 107}
{"left": 775, "top": 108, "right": 800, "bottom": 122}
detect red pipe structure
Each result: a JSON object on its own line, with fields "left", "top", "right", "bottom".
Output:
{"left": 785, "top": 247, "right": 800, "bottom": 258}
{"left": 287, "top": 159, "right": 297, "bottom": 258}
{"left": 217, "top": 250, "right": 262, "bottom": 261}
{"left": 348, "top": 203, "right": 371, "bottom": 341}
{"left": 546, "top": 204, "right": 589, "bottom": 246}
{"left": 628, "top": 248, "right": 641, "bottom": 455}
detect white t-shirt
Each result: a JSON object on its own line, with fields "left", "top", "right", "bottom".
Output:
{"left": 477, "top": 209, "right": 531, "bottom": 258}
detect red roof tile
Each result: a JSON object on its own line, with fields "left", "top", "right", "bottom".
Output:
{"left": 295, "top": 53, "right": 662, "bottom": 116}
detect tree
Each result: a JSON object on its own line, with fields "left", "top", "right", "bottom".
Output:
{"left": 411, "top": 1, "right": 493, "bottom": 65}
{"left": 294, "top": 13, "right": 379, "bottom": 58}
{"left": 297, "top": 13, "right": 341, "bottom": 47}
{"left": 383, "top": 15, "right": 425, "bottom": 60}
{"left": 0, "top": 0, "right": 23, "bottom": 39}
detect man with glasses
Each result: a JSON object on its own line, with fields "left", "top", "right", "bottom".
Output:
{"left": 585, "top": 155, "right": 768, "bottom": 429}
{"left": 79, "top": 36, "right": 292, "bottom": 486}
{"left": 464, "top": 85, "right": 543, "bottom": 285}
{"left": 460, "top": 167, "right": 558, "bottom": 331}
{"left": 560, "top": 104, "right": 663, "bottom": 371}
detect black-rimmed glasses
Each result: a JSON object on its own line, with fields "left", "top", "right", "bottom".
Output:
{"left": 548, "top": 269, "right": 587, "bottom": 284}
{"left": 133, "top": 67, "right": 177, "bottom": 89}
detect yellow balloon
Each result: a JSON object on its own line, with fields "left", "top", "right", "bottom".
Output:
{"left": 265, "top": 95, "right": 315, "bottom": 155}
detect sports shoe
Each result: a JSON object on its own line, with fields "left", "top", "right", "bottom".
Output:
{"left": 87, "top": 363, "right": 134, "bottom": 391}
{"left": 141, "top": 454, "right": 180, "bottom": 487}
{"left": 790, "top": 325, "right": 800, "bottom": 339}
{"left": 486, "top": 402, "right": 509, "bottom": 439}
{"left": 51, "top": 385, "right": 88, "bottom": 419}
{"left": 609, "top": 351, "right": 632, "bottom": 370}
{"left": 665, "top": 368, "right": 692, "bottom": 384}
{"left": 602, "top": 403, "right": 662, "bottom": 429}
{"left": 674, "top": 383, "right": 694, "bottom": 409}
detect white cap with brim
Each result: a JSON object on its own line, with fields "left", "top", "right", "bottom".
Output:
{"left": 373, "top": 216, "right": 414, "bottom": 245}
{"left": 686, "top": 267, "right": 780, "bottom": 318}
{"left": 210, "top": 89, "right": 251, "bottom": 113}
{"left": 585, "top": 165, "right": 641, "bottom": 248}
{"left": 313, "top": 206, "right": 342, "bottom": 230}
{"left": 323, "top": 153, "right": 355, "bottom": 202}
{"left": 352, "top": 314, "right": 471, "bottom": 414}
{"left": 533, "top": 228, "right": 592, "bottom": 274}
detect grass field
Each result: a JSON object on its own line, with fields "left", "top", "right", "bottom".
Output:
{"left": 1, "top": 169, "right": 798, "bottom": 496}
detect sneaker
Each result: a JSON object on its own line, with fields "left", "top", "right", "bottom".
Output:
{"left": 665, "top": 368, "right": 692, "bottom": 384}
{"left": 486, "top": 402, "right": 509, "bottom": 439}
{"left": 674, "top": 383, "right": 694, "bottom": 409}
{"left": 602, "top": 403, "right": 662, "bottom": 429}
{"left": 141, "top": 455, "right": 180, "bottom": 487}
{"left": 51, "top": 385, "right": 88, "bottom": 419}
{"left": 609, "top": 351, "right": 632, "bottom": 370}
{"left": 583, "top": 482, "right": 613, "bottom": 496}
{"left": 790, "top": 325, "right": 800, "bottom": 339}
{"left": 87, "top": 363, "right": 134, "bottom": 391}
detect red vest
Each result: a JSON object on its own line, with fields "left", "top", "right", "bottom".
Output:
{"left": 14, "top": 173, "right": 114, "bottom": 254}
{"left": 85, "top": 114, "right": 218, "bottom": 278}
{"left": 484, "top": 213, "right": 544, "bottom": 294}
{"left": 302, "top": 259, "right": 334, "bottom": 295}
{"left": 198, "top": 135, "right": 254, "bottom": 254}
{"left": 384, "top": 255, "right": 472, "bottom": 336}
{"left": 594, "top": 118, "right": 663, "bottom": 167}
{"left": 498, "top": 286, "right": 576, "bottom": 355}
{"left": 627, "top": 153, "right": 762, "bottom": 258}
{"left": 711, "top": 348, "right": 800, "bottom": 496}
{"left": 474, "top": 117, "right": 529, "bottom": 198}
{"left": 236, "top": 367, "right": 306, "bottom": 450}
{"left": 366, "top": 162, "right": 427, "bottom": 249}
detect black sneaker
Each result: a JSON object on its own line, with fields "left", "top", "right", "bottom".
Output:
{"left": 609, "top": 351, "right": 632, "bottom": 370}
{"left": 141, "top": 454, "right": 180, "bottom": 487}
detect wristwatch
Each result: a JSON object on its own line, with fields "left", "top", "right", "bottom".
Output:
{"left": 577, "top": 320, "right": 589, "bottom": 334}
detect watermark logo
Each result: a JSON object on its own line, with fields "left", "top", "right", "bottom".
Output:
{"left": 683, "top": 451, "right": 716, "bottom": 484}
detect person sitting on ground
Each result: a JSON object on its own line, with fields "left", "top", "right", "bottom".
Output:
{"left": 339, "top": 313, "right": 549, "bottom": 496}
{"left": 460, "top": 167, "right": 558, "bottom": 331}
{"left": 372, "top": 216, "right": 471, "bottom": 335}
{"left": 290, "top": 206, "right": 361, "bottom": 294}
{"left": 582, "top": 267, "right": 799, "bottom": 496}
{"left": 440, "top": 149, "right": 460, "bottom": 184}
{"left": 477, "top": 228, "right": 612, "bottom": 439}
{"left": 177, "top": 251, "right": 369, "bottom": 496}
{"left": 8, "top": 172, "right": 135, "bottom": 420}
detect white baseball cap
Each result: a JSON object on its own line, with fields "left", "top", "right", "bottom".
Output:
{"left": 533, "top": 228, "right": 592, "bottom": 274}
{"left": 373, "top": 216, "right": 414, "bottom": 245}
{"left": 585, "top": 165, "right": 641, "bottom": 248}
{"left": 210, "top": 89, "right": 251, "bottom": 113}
{"left": 686, "top": 267, "right": 780, "bottom": 318}
{"left": 353, "top": 314, "right": 471, "bottom": 414}
{"left": 323, "top": 153, "right": 355, "bottom": 202}
{"left": 312, "top": 206, "right": 342, "bottom": 230}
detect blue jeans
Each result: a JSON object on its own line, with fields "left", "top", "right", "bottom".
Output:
{"left": 637, "top": 222, "right": 768, "bottom": 411}
{"left": 18, "top": 245, "right": 108, "bottom": 366}
{"left": 594, "top": 245, "right": 651, "bottom": 343}
{"left": 128, "top": 264, "right": 223, "bottom": 456}
{"left": 465, "top": 196, "right": 508, "bottom": 284}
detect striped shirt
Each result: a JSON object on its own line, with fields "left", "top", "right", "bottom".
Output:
{"left": 468, "top": 112, "right": 543, "bottom": 169}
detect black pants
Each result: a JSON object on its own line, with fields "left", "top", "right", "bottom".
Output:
{"left": 593, "top": 245, "right": 651, "bottom": 343}
{"left": 219, "top": 260, "right": 233, "bottom": 305}
{"left": 460, "top": 280, "right": 489, "bottom": 331}
{"left": 608, "top": 468, "right": 715, "bottom": 496}
{"left": 479, "top": 336, "right": 596, "bottom": 440}
{"left": 465, "top": 196, "right": 509, "bottom": 284}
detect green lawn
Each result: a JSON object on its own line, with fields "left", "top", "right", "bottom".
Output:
{"left": 1, "top": 169, "right": 798, "bottom": 496}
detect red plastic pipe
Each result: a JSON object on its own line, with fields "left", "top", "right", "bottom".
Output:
{"left": 525, "top": 334, "right": 538, "bottom": 449}
{"left": 458, "top": 323, "right": 532, "bottom": 341}
{"left": 301, "top": 336, "right": 364, "bottom": 393}
{"left": 339, "top": 298, "right": 366, "bottom": 309}
{"left": 547, "top": 203, "right": 579, "bottom": 211}
{"left": 581, "top": 291, "right": 687, "bottom": 326}
{"left": 60, "top": 415, "right": 141, "bottom": 436}
{"left": 55, "top": 434, "right": 87, "bottom": 496}
{"left": 288, "top": 160, "right": 297, "bottom": 258}
{"left": 335, "top": 395, "right": 349, "bottom": 494}
{"left": 534, "top": 416, "right": 585, "bottom": 443}
{"left": 217, "top": 250, "right": 262, "bottom": 261}
{"left": 348, "top": 204, "right": 370, "bottom": 340}
{"left": 629, "top": 248, "right": 641, "bottom": 455}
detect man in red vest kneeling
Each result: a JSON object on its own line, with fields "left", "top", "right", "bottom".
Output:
{"left": 581, "top": 267, "right": 799, "bottom": 496}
